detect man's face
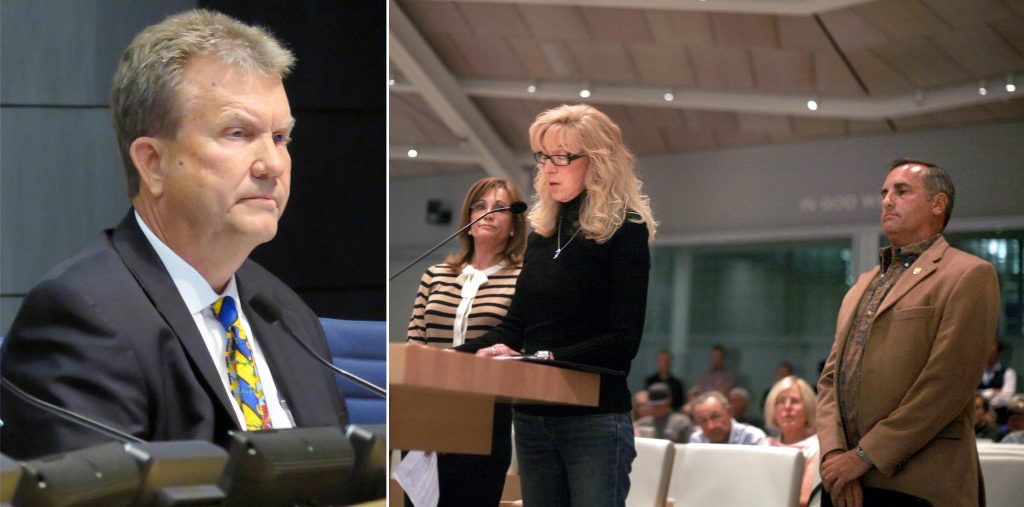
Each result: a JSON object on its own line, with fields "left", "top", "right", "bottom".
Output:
{"left": 711, "top": 349, "right": 725, "bottom": 369}
{"left": 657, "top": 351, "right": 671, "bottom": 372}
{"left": 155, "top": 56, "right": 294, "bottom": 249}
{"left": 694, "top": 398, "right": 732, "bottom": 443}
{"left": 974, "top": 397, "right": 987, "bottom": 426}
{"left": 729, "top": 392, "right": 748, "bottom": 417}
{"left": 880, "top": 164, "right": 944, "bottom": 247}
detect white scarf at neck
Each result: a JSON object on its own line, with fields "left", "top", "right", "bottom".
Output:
{"left": 452, "top": 261, "right": 506, "bottom": 346}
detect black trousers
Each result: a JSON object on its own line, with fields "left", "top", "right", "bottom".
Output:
{"left": 819, "top": 485, "right": 932, "bottom": 507}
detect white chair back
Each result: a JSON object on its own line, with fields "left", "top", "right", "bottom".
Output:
{"left": 978, "top": 453, "right": 1024, "bottom": 507}
{"left": 977, "top": 442, "right": 1024, "bottom": 458}
{"left": 668, "top": 443, "right": 803, "bottom": 507}
{"left": 627, "top": 437, "right": 676, "bottom": 507}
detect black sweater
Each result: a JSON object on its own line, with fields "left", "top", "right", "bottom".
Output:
{"left": 456, "top": 195, "right": 651, "bottom": 415}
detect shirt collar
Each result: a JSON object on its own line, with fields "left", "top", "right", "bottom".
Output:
{"left": 135, "top": 210, "right": 239, "bottom": 315}
{"left": 880, "top": 233, "right": 941, "bottom": 271}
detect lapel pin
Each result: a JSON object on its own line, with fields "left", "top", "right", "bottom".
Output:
{"left": 913, "top": 267, "right": 922, "bottom": 275}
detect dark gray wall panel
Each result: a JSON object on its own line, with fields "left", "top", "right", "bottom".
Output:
{"left": 1, "top": 0, "right": 194, "bottom": 105}
{"left": 0, "top": 108, "right": 127, "bottom": 294}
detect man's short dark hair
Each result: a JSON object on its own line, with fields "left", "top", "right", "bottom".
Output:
{"left": 888, "top": 158, "right": 956, "bottom": 229}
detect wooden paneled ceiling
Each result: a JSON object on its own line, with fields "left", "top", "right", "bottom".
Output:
{"left": 389, "top": 0, "right": 1024, "bottom": 180}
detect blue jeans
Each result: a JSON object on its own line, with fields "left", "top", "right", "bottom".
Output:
{"left": 513, "top": 411, "right": 636, "bottom": 507}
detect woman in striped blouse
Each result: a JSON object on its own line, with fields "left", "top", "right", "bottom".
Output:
{"left": 407, "top": 176, "right": 527, "bottom": 506}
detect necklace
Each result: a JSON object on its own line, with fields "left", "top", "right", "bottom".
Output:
{"left": 554, "top": 220, "right": 580, "bottom": 259}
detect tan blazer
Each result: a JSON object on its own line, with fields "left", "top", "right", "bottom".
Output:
{"left": 817, "top": 236, "right": 1000, "bottom": 507}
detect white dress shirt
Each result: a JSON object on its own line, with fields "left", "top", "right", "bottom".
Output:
{"left": 135, "top": 211, "right": 294, "bottom": 429}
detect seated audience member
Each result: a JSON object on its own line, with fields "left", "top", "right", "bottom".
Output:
{"left": 761, "top": 360, "right": 795, "bottom": 409}
{"left": 979, "top": 341, "right": 1017, "bottom": 423}
{"left": 632, "top": 389, "right": 651, "bottom": 423}
{"left": 760, "top": 376, "right": 820, "bottom": 507}
{"left": 636, "top": 383, "right": 693, "bottom": 443}
{"left": 644, "top": 349, "right": 685, "bottom": 411}
{"left": 729, "top": 387, "right": 765, "bottom": 430}
{"left": 681, "top": 386, "right": 702, "bottom": 419}
{"left": 974, "top": 393, "right": 1005, "bottom": 442}
{"left": 696, "top": 344, "right": 737, "bottom": 395}
{"left": 689, "top": 391, "right": 765, "bottom": 444}
{"left": 1000, "top": 395, "right": 1024, "bottom": 444}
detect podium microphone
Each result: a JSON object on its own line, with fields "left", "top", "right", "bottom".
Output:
{"left": 390, "top": 201, "right": 527, "bottom": 281}
{"left": 0, "top": 376, "right": 145, "bottom": 445}
{"left": 248, "top": 296, "right": 387, "bottom": 398}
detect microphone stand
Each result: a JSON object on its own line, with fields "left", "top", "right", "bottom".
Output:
{"left": 389, "top": 205, "right": 521, "bottom": 281}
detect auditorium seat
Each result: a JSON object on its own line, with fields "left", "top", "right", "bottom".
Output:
{"left": 319, "top": 318, "right": 386, "bottom": 425}
{"left": 668, "top": 443, "right": 803, "bottom": 507}
{"left": 977, "top": 443, "right": 1024, "bottom": 507}
{"left": 627, "top": 437, "right": 676, "bottom": 507}
{"left": 977, "top": 441, "right": 1024, "bottom": 457}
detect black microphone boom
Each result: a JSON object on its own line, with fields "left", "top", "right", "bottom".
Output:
{"left": 248, "top": 296, "right": 387, "bottom": 398}
{"left": 389, "top": 201, "right": 527, "bottom": 281}
{"left": 0, "top": 376, "right": 146, "bottom": 445}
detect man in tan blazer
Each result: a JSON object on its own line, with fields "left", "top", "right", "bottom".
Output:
{"left": 817, "top": 159, "right": 1000, "bottom": 507}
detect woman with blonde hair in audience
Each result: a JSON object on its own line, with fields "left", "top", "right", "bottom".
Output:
{"left": 761, "top": 375, "right": 820, "bottom": 507}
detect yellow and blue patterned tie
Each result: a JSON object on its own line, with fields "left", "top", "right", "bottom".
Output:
{"left": 213, "top": 296, "right": 272, "bottom": 430}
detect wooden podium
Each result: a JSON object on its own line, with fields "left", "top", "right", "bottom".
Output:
{"left": 389, "top": 344, "right": 601, "bottom": 454}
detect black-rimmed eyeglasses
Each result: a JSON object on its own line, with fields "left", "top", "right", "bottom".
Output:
{"left": 533, "top": 151, "right": 586, "bottom": 167}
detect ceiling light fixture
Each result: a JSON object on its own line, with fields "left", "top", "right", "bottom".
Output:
{"left": 663, "top": 91, "right": 674, "bottom": 102}
{"left": 806, "top": 99, "right": 818, "bottom": 111}
{"left": 407, "top": 148, "right": 418, "bottom": 158}
{"left": 527, "top": 83, "right": 537, "bottom": 94}
{"left": 579, "top": 83, "right": 591, "bottom": 98}
{"left": 978, "top": 80, "right": 987, "bottom": 96}
{"left": 388, "top": 79, "right": 395, "bottom": 86}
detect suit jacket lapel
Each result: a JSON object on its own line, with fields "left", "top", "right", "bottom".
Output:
{"left": 109, "top": 211, "right": 237, "bottom": 421}
{"left": 876, "top": 237, "right": 947, "bottom": 317}
{"left": 238, "top": 276, "right": 323, "bottom": 427}
{"left": 837, "top": 267, "right": 877, "bottom": 342}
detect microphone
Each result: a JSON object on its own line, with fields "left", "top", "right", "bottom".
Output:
{"left": 248, "top": 296, "right": 387, "bottom": 398}
{"left": 389, "top": 200, "right": 527, "bottom": 281}
{"left": 0, "top": 376, "right": 146, "bottom": 445}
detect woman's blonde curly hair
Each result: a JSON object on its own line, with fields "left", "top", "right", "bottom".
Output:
{"left": 528, "top": 104, "right": 657, "bottom": 244}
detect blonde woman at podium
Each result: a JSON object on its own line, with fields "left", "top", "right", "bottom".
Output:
{"left": 456, "top": 104, "right": 657, "bottom": 507}
{"left": 407, "top": 176, "right": 527, "bottom": 506}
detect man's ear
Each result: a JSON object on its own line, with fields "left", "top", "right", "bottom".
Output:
{"left": 931, "top": 192, "right": 949, "bottom": 218}
{"left": 130, "top": 136, "right": 166, "bottom": 197}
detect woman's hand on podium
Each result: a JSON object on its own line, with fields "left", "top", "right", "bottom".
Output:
{"left": 476, "top": 343, "right": 521, "bottom": 358}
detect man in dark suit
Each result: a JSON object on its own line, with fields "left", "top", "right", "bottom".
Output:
{"left": 817, "top": 159, "right": 999, "bottom": 507}
{"left": 0, "top": 9, "right": 347, "bottom": 460}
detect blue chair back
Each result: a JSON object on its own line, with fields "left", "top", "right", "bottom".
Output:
{"left": 319, "top": 318, "right": 386, "bottom": 425}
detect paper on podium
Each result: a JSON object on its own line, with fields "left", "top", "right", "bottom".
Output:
{"left": 392, "top": 451, "right": 439, "bottom": 507}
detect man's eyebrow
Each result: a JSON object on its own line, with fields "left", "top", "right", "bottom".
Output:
{"left": 278, "top": 117, "right": 297, "bottom": 131}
